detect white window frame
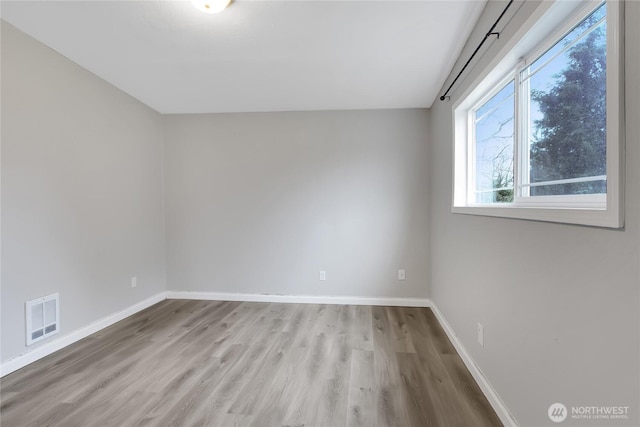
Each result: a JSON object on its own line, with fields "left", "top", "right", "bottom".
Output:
{"left": 452, "top": 0, "right": 624, "bottom": 228}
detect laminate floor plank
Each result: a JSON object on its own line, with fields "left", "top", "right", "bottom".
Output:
{"left": 421, "top": 308, "right": 458, "bottom": 355}
{"left": 205, "top": 302, "right": 270, "bottom": 357}
{"left": 403, "top": 307, "right": 471, "bottom": 426}
{"left": 346, "top": 349, "right": 376, "bottom": 427}
{"left": 0, "top": 373, "right": 84, "bottom": 427}
{"left": 189, "top": 332, "right": 283, "bottom": 425}
{"left": 243, "top": 347, "right": 303, "bottom": 427}
{"left": 217, "top": 303, "right": 278, "bottom": 349}
{"left": 0, "top": 300, "right": 502, "bottom": 427}
{"left": 440, "top": 353, "right": 504, "bottom": 427}
{"left": 387, "top": 306, "right": 417, "bottom": 354}
{"left": 371, "top": 306, "right": 412, "bottom": 427}
{"left": 396, "top": 352, "right": 441, "bottom": 427}
{"left": 90, "top": 390, "right": 157, "bottom": 427}
{"left": 227, "top": 331, "right": 295, "bottom": 416}
{"left": 310, "top": 332, "right": 352, "bottom": 426}
{"left": 147, "top": 345, "right": 247, "bottom": 427}
{"left": 352, "top": 305, "right": 374, "bottom": 351}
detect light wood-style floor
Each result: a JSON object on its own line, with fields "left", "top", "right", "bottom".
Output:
{"left": 1, "top": 300, "right": 502, "bottom": 427}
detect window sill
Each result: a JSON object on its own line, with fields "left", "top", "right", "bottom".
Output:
{"left": 451, "top": 204, "right": 623, "bottom": 229}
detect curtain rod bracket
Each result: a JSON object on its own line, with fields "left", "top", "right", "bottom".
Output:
{"left": 438, "top": 0, "right": 514, "bottom": 102}
{"left": 439, "top": 95, "right": 451, "bottom": 101}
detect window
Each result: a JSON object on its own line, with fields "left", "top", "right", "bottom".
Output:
{"left": 453, "top": 0, "right": 623, "bottom": 228}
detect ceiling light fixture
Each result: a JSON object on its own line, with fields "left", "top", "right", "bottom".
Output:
{"left": 190, "top": 0, "right": 231, "bottom": 14}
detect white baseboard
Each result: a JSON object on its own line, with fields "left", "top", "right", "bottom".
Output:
{"left": 429, "top": 302, "right": 519, "bottom": 427}
{"left": 0, "top": 292, "right": 166, "bottom": 377}
{"left": 166, "top": 290, "right": 431, "bottom": 308}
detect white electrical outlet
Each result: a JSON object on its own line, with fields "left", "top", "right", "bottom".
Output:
{"left": 477, "top": 322, "right": 484, "bottom": 347}
{"left": 131, "top": 276, "right": 137, "bottom": 288}
{"left": 398, "top": 269, "right": 406, "bottom": 281}
{"left": 319, "top": 271, "right": 326, "bottom": 281}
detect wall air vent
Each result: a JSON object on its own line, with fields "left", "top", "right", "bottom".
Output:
{"left": 25, "top": 293, "right": 60, "bottom": 345}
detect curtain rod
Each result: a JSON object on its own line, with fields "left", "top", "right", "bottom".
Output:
{"left": 439, "top": 0, "right": 515, "bottom": 101}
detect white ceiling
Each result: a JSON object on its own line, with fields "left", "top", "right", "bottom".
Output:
{"left": 1, "top": 0, "right": 486, "bottom": 114}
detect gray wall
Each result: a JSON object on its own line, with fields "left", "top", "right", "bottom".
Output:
{"left": 429, "top": 1, "right": 640, "bottom": 426}
{"left": 1, "top": 22, "right": 166, "bottom": 363}
{"left": 163, "top": 110, "right": 430, "bottom": 299}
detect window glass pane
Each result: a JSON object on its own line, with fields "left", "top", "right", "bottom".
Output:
{"left": 529, "top": 181, "right": 606, "bottom": 195}
{"left": 526, "top": 3, "right": 607, "bottom": 196}
{"left": 476, "top": 82, "right": 514, "bottom": 121}
{"left": 528, "top": 5, "right": 606, "bottom": 76}
{"left": 474, "top": 80, "right": 515, "bottom": 203}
